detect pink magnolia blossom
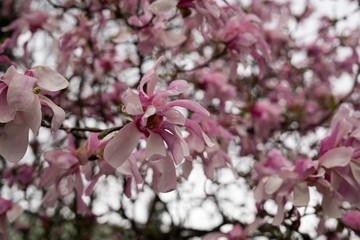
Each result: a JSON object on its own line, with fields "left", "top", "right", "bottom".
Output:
{"left": 0, "top": 66, "right": 68, "bottom": 162}
{"left": 41, "top": 133, "right": 112, "bottom": 213}
{"left": 104, "top": 56, "right": 213, "bottom": 177}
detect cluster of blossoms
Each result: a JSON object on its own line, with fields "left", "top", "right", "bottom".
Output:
{"left": 0, "top": 0, "right": 359, "bottom": 239}
{"left": 254, "top": 105, "right": 360, "bottom": 226}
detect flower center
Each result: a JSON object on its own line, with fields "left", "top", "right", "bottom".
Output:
{"left": 146, "top": 114, "right": 162, "bottom": 130}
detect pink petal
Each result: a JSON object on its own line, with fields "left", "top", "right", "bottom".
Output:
{"left": 104, "top": 122, "right": 142, "bottom": 168}
{"left": 293, "top": 182, "right": 309, "bottom": 207}
{"left": 273, "top": 199, "right": 285, "bottom": 225}
{"left": 319, "top": 147, "right": 353, "bottom": 168}
{"left": 322, "top": 192, "right": 342, "bottom": 218}
{"left": 185, "top": 119, "right": 214, "bottom": 147}
{"left": 122, "top": 89, "right": 144, "bottom": 115}
{"left": 85, "top": 172, "right": 101, "bottom": 196}
{"left": 145, "top": 131, "right": 166, "bottom": 159}
{"left": 0, "top": 121, "right": 29, "bottom": 162}
{"left": 182, "top": 160, "right": 193, "bottom": 180}
{"left": 253, "top": 178, "right": 266, "bottom": 202}
{"left": 139, "top": 56, "right": 164, "bottom": 96}
{"left": 165, "top": 109, "right": 185, "bottom": 125}
{"left": 342, "top": 210, "right": 360, "bottom": 231}
{"left": 38, "top": 95, "right": 65, "bottom": 132}
{"left": 44, "top": 150, "right": 78, "bottom": 169}
{"left": 151, "top": 155, "right": 177, "bottom": 192}
{"left": 264, "top": 175, "right": 283, "bottom": 195}
{"left": 160, "top": 130, "right": 184, "bottom": 165}
{"left": 0, "top": 85, "right": 15, "bottom": 123}
{"left": 2, "top": 65, "right": 17, "bottom": 85}
{"left": 166, "top": 99, "right": 210, "bottom": 117}
{"left": 149, "top": 0, "right": 178, "bottom": 16}
{"left": 350, "top": 162, "right": 360, "bottom": 186}
{"left": 74, "top": 171, "right": 86, "bottom": 213}
{"left": 20, "top": 95, "right": 41, "bottom": 135}
{"left": 7, "top": 73, "right": 37, "bottom": 111}
{"left": 6, "top": 203, "right": 23, "bottom": 223}
{"left": 31, "top": 66, "right": 69, "bottom": 91}
{"left": 158, "top": 30, "right": 187, "bottom": 48}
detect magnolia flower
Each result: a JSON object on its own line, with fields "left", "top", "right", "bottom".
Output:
{"left": 0, "top": 65, "right": 68, "bottom": 162}
{"left": 104, "top": 56, "right": 213, "bottom": 169}
{"left": 41, "top": 133, "right": 112, "bottom": 213}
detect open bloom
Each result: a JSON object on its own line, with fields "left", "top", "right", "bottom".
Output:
{"left": 104, "top": 56, "right": 213, "bottom": 169}
{"left": 41, "top": 133, "right": 112, "bottom": 213}
{"left": 0, "top": 65, "right": 68, "bottom": 162}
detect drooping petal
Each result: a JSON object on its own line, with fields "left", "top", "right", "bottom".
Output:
{"left": 273, "top": 198, "right": 285, "bottom": 225}
{"left": 38, "top": 95, "right": 65, "bottom": 132}
{"left": 319, "top": 147, "right": 353, "bottom": 169}
{"left": 166, "top": 99, "right": 210, "bottom": 117}
{"left": 31, "top": 65, "right": 69, "bottom": 91}
{"left": 253, "top": 178, "right": 266, "bottom": 202}
{"left": 151, "top": 154, "right": 177, "bottom": 193}
{"left": 159, "top": 129, "right": 184, "bottom": 165}
{"left": 6, "top": 203, "right": 23, "bottom": 223}
{"left": 185, "top": 119, "right": 214, "bottom": 147}
{"left": 0, "top": 85, "right": 15, "bottom": 123}
{"left": 145, "top": 131, "right": 166, "bottom": 159}
{"left": 0, "top": 121, "right": 29, "bottom": 163}
{"left": 74, "top": 171, "right": 86, "bottom": 213}
{"left": 104, "top": 122, "right": 142, "bottom": 168}
{"left": 7, "top": 73, "right": 37, "bottom": 111}
{"left": 20, "top": 95, "right": 41, "bottom": 135}
{"left": 166, "top": 80, "right": 189, "bottom": 95}
{"left": 322, "top": 192, "right": 342, "bottom": 218}
{"left": 264, "top": 175, "right": 283, "bottom": 195}
{"left": 293, "top": 182, "right": 310, "bottom": 207}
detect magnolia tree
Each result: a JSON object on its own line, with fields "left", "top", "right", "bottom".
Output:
{"left": 0, "top": 0, "right": 360, "bottom": 239}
